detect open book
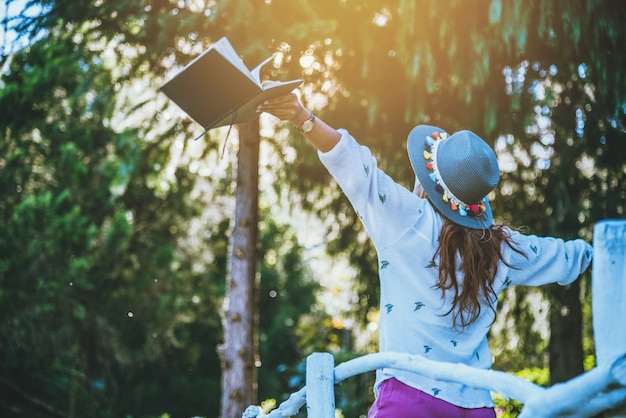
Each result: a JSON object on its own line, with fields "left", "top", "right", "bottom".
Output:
{"left": 160, "top": 37, "right": 303, "bottom": 131}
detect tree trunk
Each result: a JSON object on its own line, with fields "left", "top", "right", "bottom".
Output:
{"left": 219, "top": 119, "right": 260, "bottom": 418}
{"left": 548, "top": 281, "right": 584, "bottom": 384}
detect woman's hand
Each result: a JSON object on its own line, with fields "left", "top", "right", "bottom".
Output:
{"left": 257, "top": 93, "right": 310, "bottom": 126}
{"left": 257, "top": 92, "right": 341, "bottom": 153}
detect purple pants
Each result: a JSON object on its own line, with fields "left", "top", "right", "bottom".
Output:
{"left": 368, "top": 378, "right": 496, "bottom": 418}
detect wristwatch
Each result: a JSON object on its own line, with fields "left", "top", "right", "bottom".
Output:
{"left": 296, "top": 111, "right": 315, "bottom": 133}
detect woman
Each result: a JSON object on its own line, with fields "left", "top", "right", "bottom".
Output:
{"left": 257, "top": 93, "right": 593, "bottom": 417}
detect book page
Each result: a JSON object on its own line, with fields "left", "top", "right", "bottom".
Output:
{"left": 250, "top": 55, "right": 274, "bottom": 85}
{"left": 212, "top": 37, "right": 259, "bottom": 86}
{"left": 261, "top": 78, "right": 302, "bottom": 90}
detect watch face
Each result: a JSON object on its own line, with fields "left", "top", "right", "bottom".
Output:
{"left": 301, "top": 119, "right": 314, "bottom": 132}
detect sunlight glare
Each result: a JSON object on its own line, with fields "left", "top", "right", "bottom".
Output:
{"left": 299, "top": 54, "right": 315, "bottom": 69}
{"left": 373, "top": 9, "right": 391, "bottom": 27}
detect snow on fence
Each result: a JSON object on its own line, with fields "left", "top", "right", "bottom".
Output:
{"left": 243, "top": 220, "right": 626, "bottom": 418}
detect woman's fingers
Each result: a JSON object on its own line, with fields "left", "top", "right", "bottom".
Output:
{"left": 257, "top": 93, "right": 303, "bottom": 121}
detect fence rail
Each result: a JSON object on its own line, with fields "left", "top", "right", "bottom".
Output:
{"left": 244, "top": 220, "right": 626, "bottom": 418}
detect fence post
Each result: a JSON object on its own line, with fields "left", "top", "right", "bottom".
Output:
{"left": 306, "top": 352, "right": 335, "bottom": 418}
{"left": 592, "top": 220, "right": 626, "bottom": 417}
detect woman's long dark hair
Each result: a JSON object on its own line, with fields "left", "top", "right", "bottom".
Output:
{"left": 432, "top": 214, "right": 526, "bottom": 329}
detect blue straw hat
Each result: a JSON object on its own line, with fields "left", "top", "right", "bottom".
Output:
{"left": 407, "top": 125, "right": 500, "bottom": 229}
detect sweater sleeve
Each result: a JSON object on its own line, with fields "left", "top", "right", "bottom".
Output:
{"left": 318, "top": 129, "right": 425, "bottom": 248}
{"left": 506, "top": 232, "right": 593, "bottom": 287}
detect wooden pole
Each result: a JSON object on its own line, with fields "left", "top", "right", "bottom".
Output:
{"left": 592, "top": 220, "right": 626, "bottom": 417}
{"left": 306, "top": 353, "right": 335, "bottom": 418}
{"left": 220, "top": 119, "right": 260, "bottom": 418}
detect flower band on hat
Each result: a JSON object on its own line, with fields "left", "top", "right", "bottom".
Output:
{"left": 423, "top": 131, "right": 487, "bottom": 218}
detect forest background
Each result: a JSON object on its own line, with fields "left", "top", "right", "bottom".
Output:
{"left": 1, "top": 0, "right": 625, "bottom": 417}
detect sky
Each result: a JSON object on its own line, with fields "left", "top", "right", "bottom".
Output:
{"left": 1, "top": 0, "right": 45, "bottom": 66}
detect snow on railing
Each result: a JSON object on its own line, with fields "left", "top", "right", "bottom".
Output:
{"left": 243, "top": 220, "right": 626, "bottom": 418}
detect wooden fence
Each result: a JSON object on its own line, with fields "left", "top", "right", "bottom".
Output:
{"left": 243, "top": 220, "right": 626, "bottom": 418}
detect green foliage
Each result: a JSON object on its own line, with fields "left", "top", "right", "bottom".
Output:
{"left": 2, "top": 0, "right": 626, "bottom": 416}
{"left": 1, "top": 21, "right": 224, "bottom": 415}
{"left": 257, "top": 215, "right": 320, "bottom": 402}
{"left": 0, "top": 13, "right": 319, "bottom": 413}
{"left": 493, "top": 367, "right": 550, "bottom": 417}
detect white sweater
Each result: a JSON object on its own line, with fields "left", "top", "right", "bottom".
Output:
{"left": 318, "top": 129, "right": 593, "bottom": 408}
